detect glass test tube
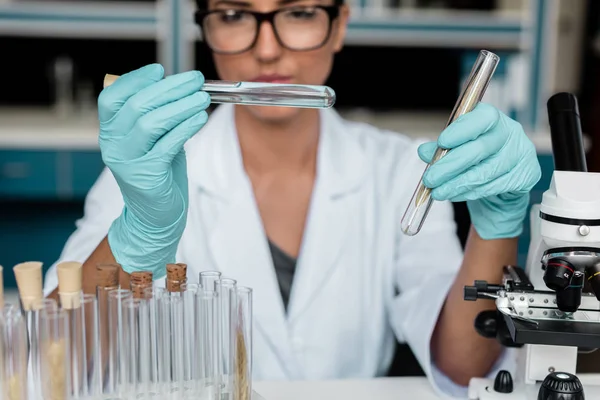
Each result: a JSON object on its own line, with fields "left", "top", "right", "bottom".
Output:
{"left": 400, "top": 49, "right": 500, "bottom": 236}
{"left": 1, "top": 306, "right": 28, "bottom": 400}
{"left": 96, "top": 263, "right": 120, "bottom": 394}
{"left": 122, "top": 298, "right": 145, "bottom": 396}
{"left": 233, "top": 287, "right": 253, "bottom": 400}
{"left": 107, "top": 289, "right": 133, "bottom": 397}
{"left": 63, "top": 292, "right": 88, "bottom": 398}
{"left": 216, "top": 278, "right": 237, "bottom": 394}
{"left": 203, "top": 80, "right": 336, "bottom": 109}
{"left": 170, "top": 295, "right": 185, "bottom": 397}
{"left": 200, "top": 271, "right": 222, "bottom": 293}
{"left": 181, "top": 283, "right": 199, "bottom": 388}
{"left": 29, "top": 299, "right": 58, "bottom": 400}
{"left": 196, "top": 287, "right": 220, "bottom": 399}
{"left": 81, "top": 293, "right": 101, "bottom": 397}
{"left": 104, "top": 74, "right": 336, "bottom": 109}
{"left": 40, "top": 308, "right": 70, "bottom": 400}
{"left": 144, "top": 287, "right": 165, "bottom": 396}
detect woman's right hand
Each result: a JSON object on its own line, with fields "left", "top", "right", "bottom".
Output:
{"left": 97, "top": 63, "right": 211, "bottom": 279}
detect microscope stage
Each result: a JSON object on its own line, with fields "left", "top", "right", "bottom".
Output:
{"left": 503, "top": 313, "right": 600, "bottom": 348}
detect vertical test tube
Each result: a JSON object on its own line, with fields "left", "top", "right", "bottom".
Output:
{"left": 144, "top": 286, "right": 165, "bottom": 396}
{"left": 13, "top": 261, "right": 44, "bottom": 395}
{"left": 108, "top": 289, "right": 133, "bottom": 397}
{"left": 216, "top": 278, "right": 237, "bottom": 395}
{"left": 233, "top": 287, "right": 253, "bottom": 400}
{"left": 40, "top": 308, "right": 71, "bottom": 400}
{"left": 130, "top": 271, "right": 153, "bottom": 397}
{"left": 196, "top": 287, "right": 220, "bottom": 399}
{"left": 57, "top": 261, "right": 86, "bottom": 398}
{"left": 166, "top": 264, "right": 187, "bottom": 397}
{"left": 122, "top": 297, "right": 144, "bottom": 396}
{"left": 0, "top": 306, "right": 29, "bottom": 400}
{"left": 400, "top": 49, "right": 500, "bottom": 236}
{"left": 181, "top": 282, "right": 199, "bottom": 389}
{"left": 81, "top": 293, "right": 101, "bottom": 396}
{"left": 96, "top": 263, "right": 120, "bottom": 394}
{"left": 200, "top": 271, "right": 223, "bottom": 397}
{"left": 28, "top": 298, "right": 58, "bottom": 399}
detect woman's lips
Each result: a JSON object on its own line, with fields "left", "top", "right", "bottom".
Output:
{"left": 250, "top": 75, "right": 293, "bottom": 83}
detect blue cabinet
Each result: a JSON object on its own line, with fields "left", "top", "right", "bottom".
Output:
{"left": 0, "top": 149, "right": 104, "bottom": 288}
{"left": 0, "top": 150, "right": 104, "bottom": 200}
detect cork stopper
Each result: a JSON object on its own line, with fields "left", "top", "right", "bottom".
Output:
{"left": 166, "top": 263, "right": 187, "bottom": 292}
{"left": 130, "top": 271, "right": 153, "bottom": 298}
{"left": 96, "top": 263, "right": 120, "bottom": 288}
{"left": 103, "top": 74, "right": 119, "bottom": 88}
{"left": 13, "top": 262, "right": 43, "bottom": 311}
{"left": 57, "top": 262, "right": 83, "bottom": 309}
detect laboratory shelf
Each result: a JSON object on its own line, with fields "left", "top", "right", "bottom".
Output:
{"left": 0, "top": 1, "right": 156, "bottom": 39}
{"left": 3, "top": 1, "right": 525, "bottom": 49}
{"left": 343, "top": 9, "right": 525, "bottom": 49}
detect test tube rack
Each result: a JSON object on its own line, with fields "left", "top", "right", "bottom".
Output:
{"left": 0, "top": 262, "right": 261, "bottom": 400}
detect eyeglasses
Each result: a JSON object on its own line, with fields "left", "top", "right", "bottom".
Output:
{"left": 194, "top": 5, "right": 340, "bottom": 55}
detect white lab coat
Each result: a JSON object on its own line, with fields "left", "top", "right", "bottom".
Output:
{"left": 43, "top": 104, "right": 515, "bottom": 398}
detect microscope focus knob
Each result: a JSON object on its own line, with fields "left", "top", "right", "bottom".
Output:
{"left": 493, "top": 370, "right": 513, "bottom": 393}
{"left": 538, "top": 372, "right": 584, "bottom": 400}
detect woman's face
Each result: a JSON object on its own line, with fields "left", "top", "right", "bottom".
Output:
{"left": 204, "top": 0, "right": 349, "bottom": 123}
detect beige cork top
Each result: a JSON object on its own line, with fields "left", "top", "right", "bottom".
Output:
{"left": 57, "top": 261, "right": 83, "bottom": 309}
{"left": 166, "top": 263, "right": 187, "bottom": 292}
{"left": 96, "top": 263, "right": 120, "bottom": 288}
{"left": 103, "top": 74, "right": 119, "bottom": 88}
{"left": 13, "top": 262, "right": 43, "bottom": 311}
{"left": 130, "top": 271, "right": 153, "bottom": 298}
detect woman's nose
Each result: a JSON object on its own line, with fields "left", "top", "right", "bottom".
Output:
{"left": 252, "top": 21, "right": 283, "bottom": 61}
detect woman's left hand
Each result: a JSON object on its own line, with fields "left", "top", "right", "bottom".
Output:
{"left": 417, "top": 103, "right": 542, "bottom": 240}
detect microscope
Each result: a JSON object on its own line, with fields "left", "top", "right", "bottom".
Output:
{"left": 464, "top": 92, "right": 600, "bottom": 399}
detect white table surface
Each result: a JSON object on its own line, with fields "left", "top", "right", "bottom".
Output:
{"left": 253, "top": 374, "right": 600, "bottom": 400}
{"left": 253, "top": 377, "right": 441, "bottom": 400}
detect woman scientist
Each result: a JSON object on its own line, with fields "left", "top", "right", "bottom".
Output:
{"left": 44, "top": 0, "right": 541, "bottom": 397}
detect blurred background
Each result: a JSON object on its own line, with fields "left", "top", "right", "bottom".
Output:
{"left": 0, "top": 0, "right": 596, "bottom": 324}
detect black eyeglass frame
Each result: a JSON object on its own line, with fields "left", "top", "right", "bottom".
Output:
{"left": 194, "top": 5, "right": 341, "bottom": 55}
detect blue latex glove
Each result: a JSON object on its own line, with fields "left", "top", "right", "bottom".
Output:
{"left": 417, "top": 103, "right": 542, "bottom": 240}
{"left": 97, "top": 64, "right": 210, "bottom": 278}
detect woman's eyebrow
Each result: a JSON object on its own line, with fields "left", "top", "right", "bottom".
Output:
{"left": 212, "top": 0, "right": 252, "bottom": 7}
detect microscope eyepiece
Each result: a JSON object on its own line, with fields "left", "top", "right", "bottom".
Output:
{"left": 543, "top": 259, "right": 575, "bottom": 291}
{"left": 547, "top": 92, "right": 587, "bottom": 172}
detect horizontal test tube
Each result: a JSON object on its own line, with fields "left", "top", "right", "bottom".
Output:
{"left": 400, "top": 49, "right": 500, "bottom": 236}
{"left": 103, "top": 74, "right": 336, "bottom": 109}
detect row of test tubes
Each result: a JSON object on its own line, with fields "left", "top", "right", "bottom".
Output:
{"left": 0, "top": 261, "right": 254, "bottom": 400}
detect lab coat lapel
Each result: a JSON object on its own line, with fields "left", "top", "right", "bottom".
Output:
{"left": 287, "top": 110, "right": 367, "bottom": 324}
{"left": 187, "top": 105, "right": 297, "bottom": 377}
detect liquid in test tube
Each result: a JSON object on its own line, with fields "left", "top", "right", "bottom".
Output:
{"left": 400, "top": 50, "right": 500, "bottom": 236}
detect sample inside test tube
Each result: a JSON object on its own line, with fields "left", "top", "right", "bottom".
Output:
{"left": 103, "top": 74, "right": 336, "bottom": 109}
{"left": 400, "top": 49, "right": 500, "bottom": 236}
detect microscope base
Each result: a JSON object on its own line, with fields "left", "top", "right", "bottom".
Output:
{"left": 468, "top": 378, "right": 600, "bottom": 399}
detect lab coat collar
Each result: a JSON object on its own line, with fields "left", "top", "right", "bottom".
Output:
{"left": 186, "top": 104, "right": 367, "bottom": 200}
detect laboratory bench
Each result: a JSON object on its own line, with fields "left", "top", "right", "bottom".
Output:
{"left": 254, "top": 375, "right": 600, "bottom": 400}
{"left": 0, "top": 108, "right": 557, "bottom": 288}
